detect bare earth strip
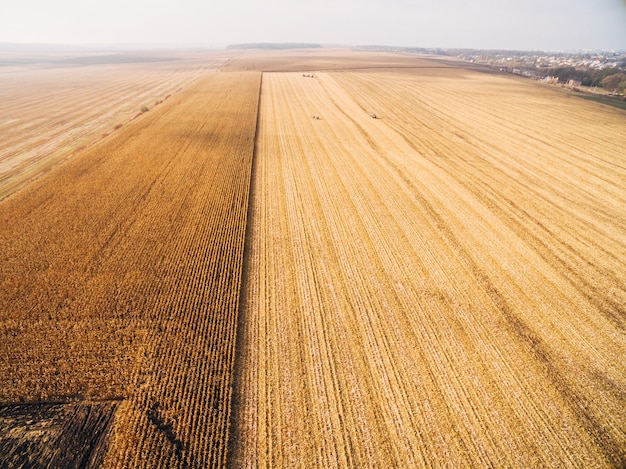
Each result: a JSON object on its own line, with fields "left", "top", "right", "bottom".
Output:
{"left": 0, "top": 51, "right": 230, "bottom": 199}
{"left": 232, "top": 69, "right": 626, "bottom": 467}
{"left": 0, "top": 70, "right": 260, "bottom": 467}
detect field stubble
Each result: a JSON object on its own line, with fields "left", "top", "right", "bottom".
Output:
{"left": 232, "top": 68, "right": 626, "bottom": 467}
{"left": 0, "top": 52, "right": 230, "bottom": 199}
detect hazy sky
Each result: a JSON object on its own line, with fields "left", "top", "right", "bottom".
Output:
{"left": 1, "top": 0, "right": 625, "bottom": 50}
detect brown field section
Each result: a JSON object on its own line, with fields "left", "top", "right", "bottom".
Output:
{"left": 224, "top": 47, "right": 452, "bottom": 72}
{"left": 0, "top": 51, "right": 230, "bottom": 199}
{"left": 231, "top": 67, "right": 626, "bottom": 467}
{"left": 0, "top": 70, "right": 260, "bottom": 467}
{"left": 0, "top": 401, "right": 118, "bottom": 468}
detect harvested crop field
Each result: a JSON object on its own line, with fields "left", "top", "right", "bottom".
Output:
{"left": 230, "top": 65, "right": 626, "bottom": 467}
{"left": 1, "top": 49, "right": 625, "bottom": 468}
{"left": 0, "top": 51, "right": 230, "bottom": 199}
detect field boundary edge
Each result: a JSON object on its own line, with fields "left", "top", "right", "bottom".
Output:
{"left": 226, "top": 71, "right": 263, "bottom": 468}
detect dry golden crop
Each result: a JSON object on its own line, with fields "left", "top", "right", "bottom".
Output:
{"left": 231, "top": 66, "right": 626, "bottom": 467}
{"left": 0, "top": 51, "right": 229, "bottom": 200}
{"left": 0, "top": 69, "right": 260, "bottom": 468}
{"left": 1, "top": 49, "right": 625, "bottom": 468}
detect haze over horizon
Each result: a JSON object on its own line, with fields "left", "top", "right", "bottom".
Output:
{"left": 1, "top": 0, "right": 625, "bottom": 51}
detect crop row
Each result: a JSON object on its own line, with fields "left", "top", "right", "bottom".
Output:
{"left": 0, "top": 71, "right": 261, "bottom": 468}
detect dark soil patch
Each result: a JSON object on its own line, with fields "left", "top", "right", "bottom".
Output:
{"left": 0, "top": 401, "right": 119, "bottom": 468}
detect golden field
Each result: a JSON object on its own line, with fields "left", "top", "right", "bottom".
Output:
{"left": 0, "top": 51, "right": 230, "bottom": 199}
{"left": 1, "top": 66, "right": 259, "bottom": 467}
{"left": 230, "top": 58, "right": 625, "bottom": 467}
{"left": 1, "top": 49, "right": 625, "bottom": 468}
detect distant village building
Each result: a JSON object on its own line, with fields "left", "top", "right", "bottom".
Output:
{"left": 568, "top": 79, "right": 582, "bottom": 87}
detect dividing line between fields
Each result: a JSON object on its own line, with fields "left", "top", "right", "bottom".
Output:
{"left": 227, "top": 71, "right": 263, "bottom": 468}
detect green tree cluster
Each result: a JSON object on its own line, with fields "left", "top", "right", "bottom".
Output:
{"left": 601, "top": 73, "right": 626, "bottom": 93}
{"left": 547, "top": 67, "right": 625, "bottom": 88}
